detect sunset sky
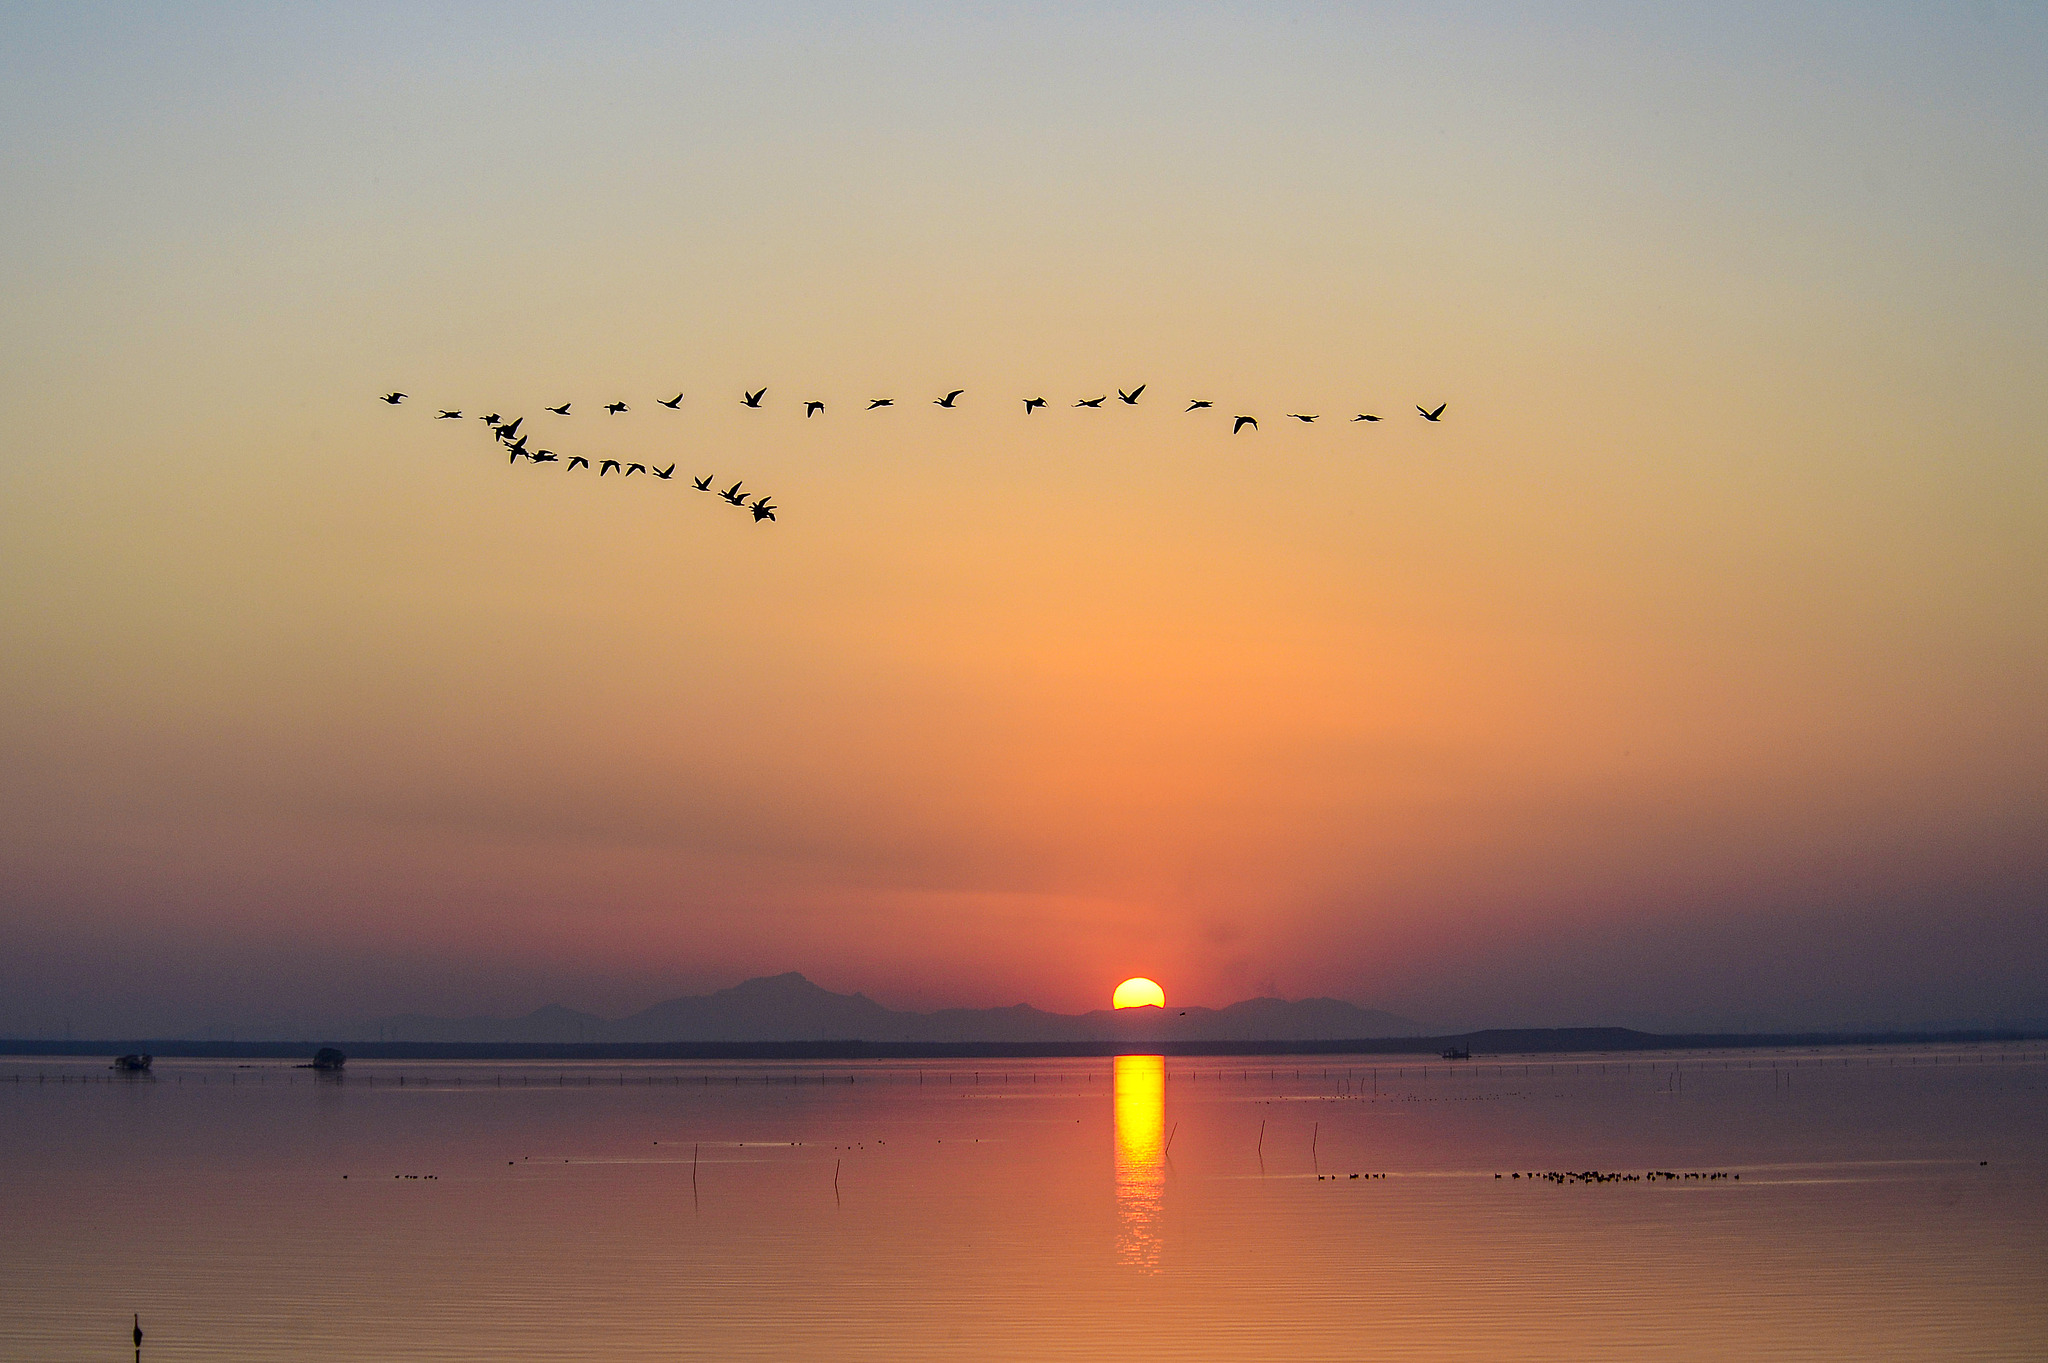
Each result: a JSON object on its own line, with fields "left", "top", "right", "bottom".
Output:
{"left": 2, "top": 3, "right": 2044, "bottom": 1036}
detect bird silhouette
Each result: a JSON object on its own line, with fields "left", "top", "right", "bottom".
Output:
{"left": 751, "top": 498, "right": 777, "bottom": 522}
{"left": 380, "top": 392, "right": 405, "bottom": 404}
{"left": 935, "top": 390, "right": 963, "bottom": 407}
{"left": 1076, "top": 396, "right": 1105, "bottom": 407}
{"left": 496, "top": 417, "right": 523, "bottom": 441}
{"left": 531, "top": 451, "right": 559, "bottom": 463}
{"left": 567, "top": 456, "right": 591, "bottom": 471}
{"left": 604, "top": 401, "right": 628, "bottom": 414}
{"left": 505, "top": 435, "right": 529, "bottom": 456}
{"left": 478, "top": 413, "right": 501, "bottom": 426}
{"left": 743, "top": 388, "right": 766, "bottom": 408}
{"left": 599, "top": 459, "right": 622, "bottom": 475}
{"left": 658, "top": 393, "right": 684, "bottom": 409}
{"left": 1418, "top": 402, "right": 1446, "bottom": 421}
{"left": 719, "top": 482, "right": 747, "bottom": 505}
{"left": 805, "top": 401, "right": 825, "bottom": 417}
{"left": 692, "top": 474, "right": 713, "bottom": 490}
{"left": 1118, "top": 385, "right": 1145, "bottom": 404}
{"left": 508, "top": 447, "right": 526, "bottom": 464}
{"left": 1352, "top": 414, "right": 1380, "bottom": 422}
{"left": 651, "top": 464, "right": 675, "bottom": 479}
{"left": 546, "top": 402, "right": 572, "bottom": 415}
{"left": 1023, "top": 397, "right": 1046, "bottom": 413}
{"left": 624, "top": 462, "right": 647, "bottom": 476}
{"left": 867, "top": 398, "right": 893, "bottom": 409}
{"left": 1289, "top": 413, "right": 1318, "bottom": 423}
{"left": 1186, "top": 400, "right": 1212, "bottom": 411}
{"left": 436, "top": 409, "right": 462, "bottom": 419}
{"left": 1233, "top": 415, "right": 1257, "bottom": 434}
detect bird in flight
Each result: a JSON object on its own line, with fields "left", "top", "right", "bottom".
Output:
{"left": 1186, "top": 400, "right": 1212, "bottom": 411}
{"left": 507, "top": 447, "right": 526, "bottom": 463}
{"left": 1353, "top": 414, "right": 1380, "bottom": 422}
{"left": 531, "top": 451, "right": 559, "bottom": 463}
{"left": 436, "top": 409, "right": 462, "bottom": 420}
{"left": 1118, "top": 385, "right": 1145, "bottom": 405}
{"left": 604, "top": 401, "right": 628, "bottom": 414}
{"left": 651, "top": 464, "right": 675, "bottom": 479}
{"left": 478, "top": 413, "right": 500, "bottom": 426}
{"left": 692, "top": 475, "right": 713, "bottom": 490}
{"left": 751, "top": 497, "right": 777, "bottom": 523}
{"left": 868, "top": 398, "right": 893, "bottom": 409}
{"left": 567, "top": 456, "right": 591, "bottom": 471}
{"left": 1290, "top": 413, "right": 1318, "bottom": 423}
{"left": 658, "top": 394, "right": 684, "bottom": 409}
{"left": 380, "top": 392, "right": 405, "bottom": 404}
{"left": 624, "top": 462, "right": 647, "bottom": 476}
{"left": 805, "top": 401, "right": 825, "bottom": 417}
{"left": 1233, "top": 415, "right": 1257, "bottom": 434}
{"left": 1023, "top": 397, "right": 1046, "bottom": 413}
{"left": 505, "top": 434, "right": 529, "bottom": 456}
{"left": 496, "top": 417, "right": 523, "bottom": 441}
{"left": 1418, "top": 403, "right": 1447, "bottom": 421}
{"left": 546, "top": 402, "right": 572, "bottom": 415}
{"left": 719, "top": 482, "right": 747, "bottom": 505}
{"left": 599, "top": 459, "right": 622, "bottom": 476}
{"left": 743, "top": 388, "right": 766, "bottom": 408}
{"left": 935, "top": 390, "right": 963, "bottom": 407}
{"left": 1076, "top": 396, "right": 1105, "bottom": 407}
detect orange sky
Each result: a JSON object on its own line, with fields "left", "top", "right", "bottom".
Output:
{"left": 1, "top": 5, "right": 2044, "bottom": 1035}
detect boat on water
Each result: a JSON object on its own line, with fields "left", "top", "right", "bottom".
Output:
{"left": 111, "top": 1054, "right": 153, "bottom": 1071}
{"left": 1440, "top": 1046, "right": 1472, "bottom": 1060}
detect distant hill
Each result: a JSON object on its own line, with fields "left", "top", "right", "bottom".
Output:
{"left": 347, "top": 972, "right": 1428, "bottom": 1044}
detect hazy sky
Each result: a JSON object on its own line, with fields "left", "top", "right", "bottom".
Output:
{"left": 2, "top": 3, "right": 2044, "bottom": 1036}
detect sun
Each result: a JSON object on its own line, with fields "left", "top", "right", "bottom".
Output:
{"left": 1113, "top": 977, "right": 1165, "bottom": 1010}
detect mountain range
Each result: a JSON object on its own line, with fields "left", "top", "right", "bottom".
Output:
{"left": 343, "top": 973, "right": 1427, "bottom": 1044}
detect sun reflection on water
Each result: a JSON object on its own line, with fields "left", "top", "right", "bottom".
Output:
{"left": 1113, "top": 1054, "right": 1166, "bottom": 1270}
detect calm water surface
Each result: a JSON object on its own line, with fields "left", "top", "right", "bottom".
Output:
{"left": 2, "top": 1045, "right": 2043, "bottom": 1360}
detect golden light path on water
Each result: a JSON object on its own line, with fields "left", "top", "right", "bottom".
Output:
{"left": 1113, "top": 1054, "right": 1167, "bottom": 1270}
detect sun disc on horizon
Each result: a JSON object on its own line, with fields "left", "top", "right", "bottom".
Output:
{"left": 1113, "top": 977, "right": 1165, "bottom": 1010}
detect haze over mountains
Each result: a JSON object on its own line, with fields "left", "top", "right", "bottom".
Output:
{"left": 341, "top": 973, "right": 1427, "bottom": 1045}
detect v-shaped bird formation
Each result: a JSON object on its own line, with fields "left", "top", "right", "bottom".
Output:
{"left": 388, "top": 382, "right": 1453, "bottom": 527}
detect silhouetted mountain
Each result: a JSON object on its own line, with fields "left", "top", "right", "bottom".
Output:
{"left": 344, "top": 973, "right": 1426, "bottom": 1044}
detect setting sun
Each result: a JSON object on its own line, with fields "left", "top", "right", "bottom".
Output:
{"left": 1112, "top": 977, "right": 1165, "bottom": 1010}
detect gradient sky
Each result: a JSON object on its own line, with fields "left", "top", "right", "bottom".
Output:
{"left": 2, "top": 3, "right": 2045, "bottom": 1036}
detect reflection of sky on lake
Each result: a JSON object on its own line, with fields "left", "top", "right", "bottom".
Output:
{"left": 1113, "top": 1054, "right": 1165, "bottom": 1270}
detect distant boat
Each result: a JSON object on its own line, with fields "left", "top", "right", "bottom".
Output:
{"left": 111, "top": 1054, "right": 152, "bottom": 1071}
{"left": 1440, "top": 1046, "right": 1472, "bottom": 1060}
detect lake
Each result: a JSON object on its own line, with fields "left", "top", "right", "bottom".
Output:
{"left": 2, "top": 1045, "right": 2043, "bottom": 1360}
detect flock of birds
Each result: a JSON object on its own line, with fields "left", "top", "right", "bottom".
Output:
{"left": 384, "top": 384, "right": 1453, "bottom": 525}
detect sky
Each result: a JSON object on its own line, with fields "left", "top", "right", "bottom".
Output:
{"left": 2, "top": 2, "right": 2044, "bottom": 1037}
